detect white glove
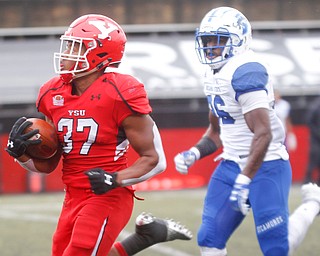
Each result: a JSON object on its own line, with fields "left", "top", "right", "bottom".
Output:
{"left": 174, "top": 147, "right": 200, "bottom": 175}
{"left": 229, "top": 173, "right": 252, "bottom": 215}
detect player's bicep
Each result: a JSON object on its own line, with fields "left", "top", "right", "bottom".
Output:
{"left": 244, "top": 108, "right": 271, "bottom": 135}
{"left": 209, "top": 111, "right": 220, "bottom": 133}
{"left": 120, "top": 114, "right": 166, "bottom": 185}
{"left": 122, "top": 114, "right": 158, "bottom": 157}
{"left": 206, "top": 111, "right": 222, "bottom": 147}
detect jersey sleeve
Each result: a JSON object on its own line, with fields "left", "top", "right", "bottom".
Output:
{"left": 238, "top": 90, "right": 270, "bottom": 114}
{"left": 231, "top": 62, "right": 268, "bottom": 101}
{"left": 36, "top": 77, "right": 61, "bottom": 120}
{"left": 113, "top": 77, "right": 152, "bottom": 125}
{"left": 36, "top": 82, "right": 52, "bottom": 119}
{"left": 120, "top": 82, "right": 151, "bottom": 114}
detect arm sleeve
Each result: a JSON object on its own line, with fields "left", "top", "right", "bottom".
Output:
{"left": 36, "top": 78, "right": 59, "bottom": 120}
{"left": 121, "top": 123, "right": 166, "bottom": 186}
{"left": 16, "top": 159, "right": 40, "bottom": 173}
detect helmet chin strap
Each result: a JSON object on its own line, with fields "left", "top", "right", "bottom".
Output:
{"left": 61, "top": 59, "right": 114, "bottom": 83}
{"left": 73, "top": 65, "right": 102, "bottom": 80}
{"left": 209, "top": 56, "right": 228, "bottom": 70}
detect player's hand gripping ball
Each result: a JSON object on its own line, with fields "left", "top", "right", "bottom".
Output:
{"left": 23, "top": 118, "right": 58, "bottom": 160}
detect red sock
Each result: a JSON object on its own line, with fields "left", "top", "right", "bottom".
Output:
{"left": 114, "top": 242, "right": 128, "bottom": 256}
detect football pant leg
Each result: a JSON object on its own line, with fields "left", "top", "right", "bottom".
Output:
{"left": 250, "top": 159, "right": 291, "bottom": 256}
{"left": 198, "top": 160, "right": 245, "bottom": 249}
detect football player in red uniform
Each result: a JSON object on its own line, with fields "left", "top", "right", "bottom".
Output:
{"left": 6, "top": 14, "right": 192, "bottom": 256}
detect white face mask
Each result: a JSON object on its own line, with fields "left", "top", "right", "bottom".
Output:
{"left": 54, "top": 36, "right": 95, "bottom": 76}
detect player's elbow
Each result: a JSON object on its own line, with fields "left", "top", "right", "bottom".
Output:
{"left": 155, "top": 152, "right": 167, "bottom": 174}
{"left": 265, "top": 127, "right": 273, "bottom": 143}
{"left": 260, "top": 128, "right": 273, "bottom": 146}
{"left": 262, "top": 129, "right": 273, "bottom": 143}
{"left": 120, "top": 153, "right": 166, "bottom": 187}
{"left": 150, "top": 124, "right": 167, "bottom": 174}
{"left": 148, "top": 149, "right": 167, "bottom": 175}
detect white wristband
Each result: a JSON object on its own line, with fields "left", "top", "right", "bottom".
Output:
{"left": 190, "top": 147, "right": 201, "bottom": 160}
{"left": 235, "top": 173, "right": 251, "bottom": 185}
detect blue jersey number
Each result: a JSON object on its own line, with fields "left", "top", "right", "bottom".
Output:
{"left": 207, "top": 95, "right": 235, "bottom": 124}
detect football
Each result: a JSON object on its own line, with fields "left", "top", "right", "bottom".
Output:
{"left": 23, "top": 118, "right": 59, "bottom": 160}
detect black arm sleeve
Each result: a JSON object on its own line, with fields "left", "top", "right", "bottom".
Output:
{"left": 195, "top": 136, "right": 218, "bottom": 159}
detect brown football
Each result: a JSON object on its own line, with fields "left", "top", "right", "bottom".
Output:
{"left": 23, "top": 118, "right": 59, "bottom": 160}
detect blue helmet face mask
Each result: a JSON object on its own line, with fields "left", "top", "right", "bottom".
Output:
{"left": 195, "top": 30, "right": 238, "bottom": 65}
{"left": 195, "top": 7, "right": 252, "bottom": 70}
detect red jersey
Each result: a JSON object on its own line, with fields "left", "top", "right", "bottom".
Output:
{"left": 36, "top": 71, "right": 152, "bottom": 188}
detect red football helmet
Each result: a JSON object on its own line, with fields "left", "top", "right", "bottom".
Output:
{"left": 54, "top": 14, "right": 127, "bottom": 83}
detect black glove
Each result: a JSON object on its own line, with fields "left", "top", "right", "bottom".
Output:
{"left": 85, "top": 168, "right": 119, "bottom": 195}
{"left": 5, "top": 117, "right": 41, "bottom": 158}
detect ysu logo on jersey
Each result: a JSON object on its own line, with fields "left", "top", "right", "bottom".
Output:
{"left": 68, "top": 110, "right": 86, "bottom": 116}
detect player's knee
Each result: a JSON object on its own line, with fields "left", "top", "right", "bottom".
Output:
{"left": 264, "top": 246, "right": 288, "bottom": 256}
{"left": 198, "top": 211, "right": 243, "bottom": 249}
{"left": 258, "top": 232, "right": 289, "bottom": 256}
{"left": 200, "top": 246, "right": 227, "bottom": 256}
{"left": 197, "top": 223, "right": 225, "bottom": 249}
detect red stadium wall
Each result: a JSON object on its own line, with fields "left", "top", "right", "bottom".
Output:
{"left": 0, "top": 125, "right": 311, "bottom": 193}
{"left": 133, "top": 125, "right": 311, "bottom": 190}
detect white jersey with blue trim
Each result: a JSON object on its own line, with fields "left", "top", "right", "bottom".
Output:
{"left": 203, "top": 50, "right": 289, "bottom": 169}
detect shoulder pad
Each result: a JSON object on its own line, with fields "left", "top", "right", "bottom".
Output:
{"left": 232, "top": 62, "right": 268, "bottom": 96}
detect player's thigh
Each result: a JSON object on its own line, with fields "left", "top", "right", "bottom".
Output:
{"left": 65, "top": 188, "right": 134, "bottom": 256}
{"left": 198, "top": 160, "right": 245, "bottom": 248}
{"left": 52, "top": 189, "right": 85, "bottom": 256}
{"left": 95, "top": 189, "right": 134, "bottom": 255}
{"left": 52, "top": 199, "right": 73, "bottom": 256}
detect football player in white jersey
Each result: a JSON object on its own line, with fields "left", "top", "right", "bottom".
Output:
{"left": 174, "top": 6, "right": 320, "bottom": 256}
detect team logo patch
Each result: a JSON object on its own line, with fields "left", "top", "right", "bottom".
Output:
{"left": 53, "top": 95, "right": 64, "bottom": 106}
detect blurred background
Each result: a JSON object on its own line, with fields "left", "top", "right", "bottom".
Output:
{"left": 1, "top": 0, "right": 320, "bottom": 194}
{"left": 1, "top": 0, "right": 320, "bottom": 26}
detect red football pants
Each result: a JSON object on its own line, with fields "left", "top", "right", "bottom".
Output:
{"left": 52, "top": 186, "right": 134, "bottom": 256}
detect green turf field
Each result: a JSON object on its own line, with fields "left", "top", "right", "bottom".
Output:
{"left": 0, "top": 185, "right": 319, "bottom": 256}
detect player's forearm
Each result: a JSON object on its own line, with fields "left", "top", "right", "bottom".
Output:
{"left": 242, "top": 132, "right": 272, "bottom": 179}
{"left": 118, "top": 151, "right": 166, "bottom": 186}
{"left": 16, "top": 150, "right": 61, "bottom": 174}
{"left": 192, "top": 112, "right": 221, "bottom": 160}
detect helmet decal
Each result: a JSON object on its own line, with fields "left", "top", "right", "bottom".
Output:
{"left": 88, "top": 20, "right": 118, "bottom": 40}
{"left": 235, "top": 14, "right": 248, "bottom": 34}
